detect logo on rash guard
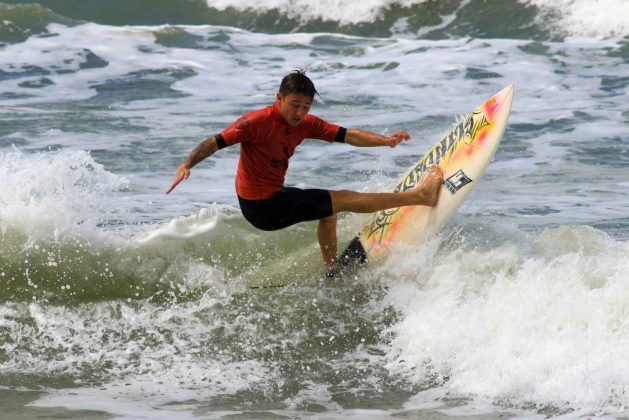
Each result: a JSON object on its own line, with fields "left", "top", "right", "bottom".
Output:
{"left": 236, "top": 117, "right": 250, "bottom": 129}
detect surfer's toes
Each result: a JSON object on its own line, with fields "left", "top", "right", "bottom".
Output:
{"left": 417, "top": 165, "right": 443, "bottom": 206}
{"left": 429, "top": 165, "right": 444, "bottom": 181}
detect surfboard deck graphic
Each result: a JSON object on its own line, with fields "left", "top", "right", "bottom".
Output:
{"left": 336, "top": 84, "right": 514, "bottom": 271}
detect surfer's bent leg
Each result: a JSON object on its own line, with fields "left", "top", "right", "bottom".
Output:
{"left": 238, "top": 188, "right": 338, "bottom": 272}
{"left": 317, "top": 214, "right": 337, "bottom": 272}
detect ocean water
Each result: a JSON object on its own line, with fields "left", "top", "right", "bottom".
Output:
{"left": 1, "top": 0, "right": 628, "bottom": 418}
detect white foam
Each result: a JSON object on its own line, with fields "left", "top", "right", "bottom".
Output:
{"left": 209, "top": 0, "right": 432, "bottom": 26}
{"left": 0, "top": 23, "right": 155, "bottom": 104}
{"left": 521, "top": 0, "right": 629, "bottom": 39}
{"left": 0, "top": 149, "right": 128, "bottom": 238}
{"left": 135, "top": 205, "right": 239, "bottom": 243}
{"left": 6, "top": 291, "right": 273, "bottom": 412}
{"left": 382, "top": 225, "right": 629, "bottom": 413}
{"left": 207, "top": 0, "right": 629, "bottom": 38}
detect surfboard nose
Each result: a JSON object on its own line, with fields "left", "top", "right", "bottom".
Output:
{"left": 496, "top": 83, "right": 515, "bottom": 103}
{"left": 488, "top": 84, "right": 514, "bottom": 123}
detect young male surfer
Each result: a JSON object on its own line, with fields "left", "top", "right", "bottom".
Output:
{"left": 167, "top": 69, "right": 443, "bottom": 275}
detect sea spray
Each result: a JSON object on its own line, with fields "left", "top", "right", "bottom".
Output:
{"left": 382, "top": 225, "right": 629, "bottom": 413}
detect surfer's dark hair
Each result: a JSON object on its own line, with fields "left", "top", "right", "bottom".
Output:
{"left": 279, "top": 68, "right": 319, "bottom": 99}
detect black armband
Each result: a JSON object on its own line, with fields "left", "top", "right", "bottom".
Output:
{"left": 215, "top": 134, "right": 228, "bottom": 149}
{"left": 334, "top": 127, "right": 347, "bottom": 143}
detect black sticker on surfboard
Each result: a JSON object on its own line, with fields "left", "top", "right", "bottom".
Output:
{"left": 444, "top": 170, "right": 473, "bottom": 194}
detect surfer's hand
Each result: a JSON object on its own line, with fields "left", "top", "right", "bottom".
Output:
{"left": 384, "top": 131, "right": 411, "bottom": 148}
{"left": 166, "top": 164, "right": 190, "bottom": 194}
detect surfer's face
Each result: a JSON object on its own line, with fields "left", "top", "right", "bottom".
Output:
{"left": 277, "top": 92, "right": 312, "bottom": 126}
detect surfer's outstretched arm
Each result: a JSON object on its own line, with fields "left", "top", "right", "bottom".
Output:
{"left": 166, "top": 136, "right": 220, "bottom": 194}
{"left": 345, "top": 128, "right": 411, "bottom": 148}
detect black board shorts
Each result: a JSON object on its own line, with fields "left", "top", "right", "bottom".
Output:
{"left": 238, "top": 187, "right": 334, "bottom": 231}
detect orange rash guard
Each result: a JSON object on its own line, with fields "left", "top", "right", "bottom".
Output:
{"left": 216, "top": 101, "right": 346, "bottom": 200}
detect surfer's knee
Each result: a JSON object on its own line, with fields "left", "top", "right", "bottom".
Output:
{"left": 328, "top": 190, "right": 356, "bottom": 214}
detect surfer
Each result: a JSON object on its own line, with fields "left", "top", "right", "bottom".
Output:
{"left": 167, "top": 69, "right": 443, "bottom": 275}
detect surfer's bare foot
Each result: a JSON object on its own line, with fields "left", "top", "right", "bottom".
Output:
{"left": 415, "top": 165, "right": 443, "bottom": 206}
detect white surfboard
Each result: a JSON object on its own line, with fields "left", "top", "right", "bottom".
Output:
{"left": 337, "top": 84, "right": 514, "bottom": 268}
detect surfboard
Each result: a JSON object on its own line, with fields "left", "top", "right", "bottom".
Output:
{"left": 336, "top": 84, "right": 514, "bottom": 270}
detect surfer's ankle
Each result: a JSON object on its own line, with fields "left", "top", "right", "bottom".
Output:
{"left": 324, "top": 260, "right": 341, "bottom": 278}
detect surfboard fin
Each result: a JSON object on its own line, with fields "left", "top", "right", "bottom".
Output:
{"left": 326, "top": 236, "right": 368, "bottom": 277}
